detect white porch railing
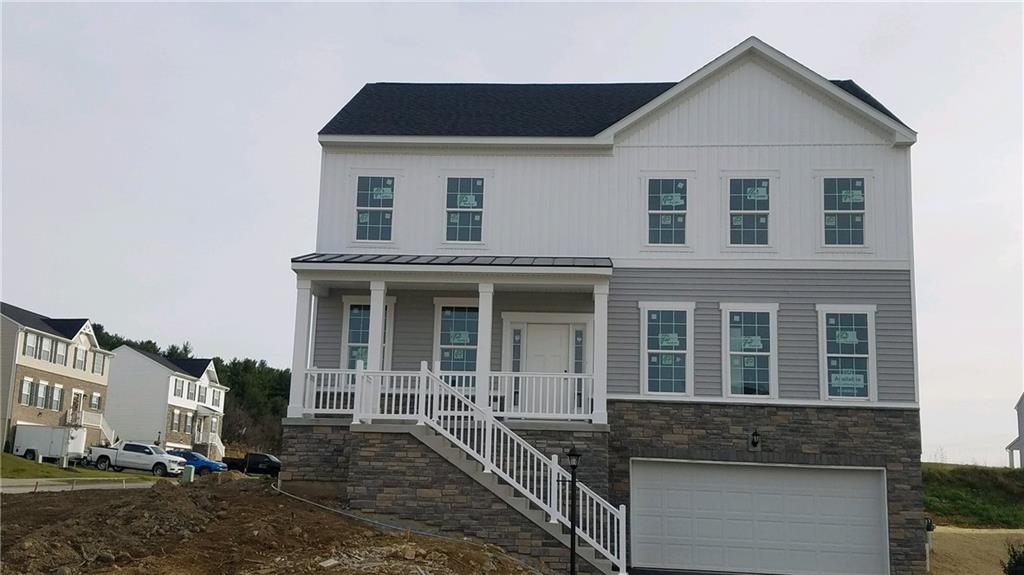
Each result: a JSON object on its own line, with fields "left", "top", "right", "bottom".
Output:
{"left": 489, "top": 372, "right": 594, "bottom": 420}
{"left": 80, "top": 411, "right": 118, "bottom": 444}
{"left": 304, "top": 369, "right": 358, "bottom": 413}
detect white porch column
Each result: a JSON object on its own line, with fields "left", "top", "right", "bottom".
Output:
{"left": 366, "top": 281, "right": 387, "bottom": 371}
{"left": 287, "top": 279, "right": 315, "bottom": 418}
{"left": 475, "top": 283, "right": 494, "bottom": 410}
{"left": 592, "top": 282, "right": 609, "bottom": 424}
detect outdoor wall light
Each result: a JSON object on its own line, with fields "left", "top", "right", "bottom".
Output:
{"left": 748, "top": 429, "right": 762, "bottom": 452}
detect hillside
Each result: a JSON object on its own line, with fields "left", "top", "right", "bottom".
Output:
{"left": 923, "top": 462, "right": 1024, "bottom": 528}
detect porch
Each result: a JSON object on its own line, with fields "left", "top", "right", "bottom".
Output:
{"left": 287, "top": 254, "right": 612, "bottom": 424}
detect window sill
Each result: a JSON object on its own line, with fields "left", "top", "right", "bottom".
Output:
{"left": 436, "top": 242, "right": 488, "bottom": 250}
{"left": 722, "top": 245, "right": 778, "bottom": 254}
{"left": 640, "top": 244, "right": 695, "bottom": 253}
{"left": 815, "top": 245, "right": 875, "bottom": 255}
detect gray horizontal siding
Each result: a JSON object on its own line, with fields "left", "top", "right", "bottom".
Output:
{"left": 311, "top": 293, "right": 344, "bottom": 369}
{"left": 608, "top": 268, "right": 915, "bottom": 402}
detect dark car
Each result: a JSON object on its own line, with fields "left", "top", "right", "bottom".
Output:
{"left": 222, "top": 452, "right": 281, "bottom": 476}
{"left": 166, "top": 449, "right": 228, "bottom": 476}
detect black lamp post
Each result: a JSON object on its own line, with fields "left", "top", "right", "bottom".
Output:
{"left": 565, "top": 445, "right": 582, "bottom": 575}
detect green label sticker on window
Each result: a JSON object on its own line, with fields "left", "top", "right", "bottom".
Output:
{"left": 450, "top": 331, "right": 471, "bottom": 345}
{"left": 677, "top": 215, "right": 684, "bottom": 223}
{"left": 383, "top": 213, "right": 391, "bottom": 220}
{"left": 831, "top": 372, "right": 864, "bottom": 385}
{"left": 659, "top": 333, "right": 680, "bottom": 347}
{"left": 452, "top": 349, "right": 465, "bottom": 360}
{"left": 759, "top": 216, "right": 767, "bottom": 224}
{"left": 676, "top": 181, "right": 685, "bottom": 189}
{"left": 473, "top": 214, "right": 481, "bottom": 222}
{"left": 825, "top": 215, "right": 837, "bottom": 226}
{"left": 732, "top": 215, "right": 744, "bottom": 226}
{"left": 661, "top": 215, "right": 673, "bottom": 225}
{"left": 371, "top": 187, "right": 393, "bottom": 200}
{"left": 350, "top": 347, "right": 367, "bottom": 361}
{"left": 841, "top": 190, "right": 864, "bottom": 203}
{"left": 449, "top": 213, "right": 459, "bottom": 224}
{"left": 660, "top": 193, "right": 685, "bottom": 207}
{"left": 649, "top": 355, "right": 658, "bottom": 364}
{"left": 745, "top": 186, "right": 768, "bottom": 200}
{"left": 661, "top": 355, "right": 675, "bottom": 366}
{"left": 457, "top": 194, "right": 477, "bottom": 208}
{"left": 835, "top": 330, "right": 859, "bottom": 344}
{"left": 358, "top": 213, "right": 369, "bottom": 223}
{"left": 741, "top": 335, "right": 763, "bottom": 350}
{"left": 442, "top": 350, "right": 451, "bottom": 359}
{"left": 743, "top": 356, "right": 755, "bottom": 368}
{"left": 855, "top": 216, "right": 862, "bottom": 223}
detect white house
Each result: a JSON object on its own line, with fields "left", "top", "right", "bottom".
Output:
{"left": 280, "top": 37, "right": 924, "bottom": 575}
{"left": 105, "top": 346, "right": 228, "bottom": 460}
{"left": 1008, "top": 392, "right": 1024, "bottom": 467}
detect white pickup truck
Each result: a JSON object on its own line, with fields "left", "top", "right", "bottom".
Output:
{"left": 87, "top": 441, "right": 186, "bottom": 476}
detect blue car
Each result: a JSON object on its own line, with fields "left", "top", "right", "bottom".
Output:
{"left": 166, "top": 449, "right": 228, "bottom": 476}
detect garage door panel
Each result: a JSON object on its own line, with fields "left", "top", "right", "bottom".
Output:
{"left": 630, "top": 460, "right": 888, "bottom": 575}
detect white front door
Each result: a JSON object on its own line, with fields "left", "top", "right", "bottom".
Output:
{"left": 525, "top": 324, "right": 570, "bottom": 373}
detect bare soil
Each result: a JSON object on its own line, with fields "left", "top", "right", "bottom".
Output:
{"left": 1, "top": 473, "right": 538, "bottom": 575}
{"left": 930, "top": 526, "right": 1024, "bottom": 575}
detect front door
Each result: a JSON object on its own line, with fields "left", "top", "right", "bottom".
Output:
{"left": 525, "top": 324, "right": 570, "bottom": 373}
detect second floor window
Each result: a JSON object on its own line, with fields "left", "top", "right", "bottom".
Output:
{"left": 824, "top": 177, "right": 865, "bottom": 245}
{"left": 39, "top": 338, "right": 52, "bottom": 362}
{"left": 24, "top": 333, "right": 37, "bottom": 357}
{"left": 187, "top": 381, "right": 196, "bottom": 400}
{"left": 648, "top": 178, "right": 687, "bottom": 245}
{"left": 198, "top": 386, "right": 207, "bottom": 403}
{"left": 54, "top": 342, "right": 68, "bottom": 366}
{"left": 173, "top": 378, "right": 184, "bottom": 397}
{"left": 92, "top": 353, "right": 105, "bottom": 375}
{"left": 729, "top": 178, "right": 770, "bottom": 246}
{"left": 445, "top": 177, "right": 483, "bottom": 242}
{"left": 90, "top": 392, "right": 102, "bottom": 410}
{"left": 212, "top": 389, "right": 221, "bottom": 407}
{"left": 355, "top": 176, "right": 394, "bottom": 241}
{"left": 74, "top": 348, "right": 87, "bottom": 370}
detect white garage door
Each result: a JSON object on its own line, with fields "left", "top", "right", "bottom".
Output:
{"left": 631, "top": 460, "right": 888, "bottom": 575}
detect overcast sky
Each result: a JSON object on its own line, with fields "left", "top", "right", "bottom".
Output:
{"left": 3, "top": 3, "right": 1021, "bottom": 466}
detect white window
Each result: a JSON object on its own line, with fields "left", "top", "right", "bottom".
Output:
{"left": 198, "top": 386, "right": 207, "bottom": 403}
{"left": 173, "top": 378, "right": 184, "bottom": 398}
{"left": 172, "top": 409, "right": 181, "bottom": 432}
{"left": 36, "top": 382, "right": 49, "bottom": 408}
{"left": 39, "top": 338, "right": 53, "bottom": 362}
{"left": 51, "top": 385, "right": 63, "bottom": 411}
{"left": 90, "top": 392, "right": 102, "bottom": 410}
{"left": 445, "top": 177, "right": 484, "bottom": 242}
{"left": 54, "top": 342, "right": 68, "bottom": 366}
{"left": 355, "top": 176, "right": 395, "bottom": 241}
{"left": 721, "top": 303, "right": 779, "bottom": 398}
{"left": 824, "top": 177, "right": 866, "bottom": 246}
{"left": 727, "top": 177, "right": 771, "bottom": 246}
{"left": 434, "top": 300, "right": 479, "bottom": 375}
{"left": 817, "top": 304, "right": 877, "bottom": 401}
{"left": 647, "top": 178, "right": 688, "bottom": 245}
{"left": 91, "top": 353, "right": 105, "bottom": 375}
{"left": 341, "top": 296, "right": 395, "bottom": 370}
{"left": 74, "top": 347, "right": 87, "bottom": 370}
{"left": 187, "top": 381, "right": 196, "bottom": 400}
{"left": 639, "top": 302, "right": 696, "bottom": 395}
{"left": 185, "top": 412, "right": 193, "bottom": 435}
{"left": 23, "top": 332, "right": 37, "bottom": 357}
{"left": 19, "top": 378, "right": 33, "bottom": 405}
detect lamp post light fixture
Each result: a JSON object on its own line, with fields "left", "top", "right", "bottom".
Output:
{"left": 563, "top": 445, "right": 582, "bottom": 575}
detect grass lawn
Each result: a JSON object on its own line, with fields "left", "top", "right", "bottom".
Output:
{"left": 923, "top": 462, "right": 1024, "bottom": 528}
{"left": 0, "top": 453, "right": 155, "bottom": 481}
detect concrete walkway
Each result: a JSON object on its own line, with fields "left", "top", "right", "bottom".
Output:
{"left": 0, "top": 477, "right": 156, "bottom": 493}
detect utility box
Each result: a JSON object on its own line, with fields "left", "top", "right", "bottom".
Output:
{"left": 180, "top": 465, "right": 195, "bottom": 484}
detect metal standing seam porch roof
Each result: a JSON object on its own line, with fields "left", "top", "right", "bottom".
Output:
{"left": 291, "top": 253, "right": 613, "bottom": 268}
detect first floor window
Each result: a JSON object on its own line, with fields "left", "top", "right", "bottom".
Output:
{"left": 824, "top": 177, "right": 866, "bottom": 245}
{"left": 438, "top": 305, "right": 479, "bottom": 374}
{"left": 172, "top": 410, "right": 180, "bottom": 432}
{"left": 647, "top": 178, "right": 687, "bottom": 244}
{"left": 74, "top": 348, "right": 87, "bottom": 370}
{"left": 343, "top": 300, "right": 393, "bottom": 370}
{"left": 355, "top": 175, "right": 395, "bottom": 241}
{"left": 37, "top": 382, "right": 49, "bottom": 408}
{"left": 641, "top": 303, "right": 694, "bottom": 394}
{"left": 445, "top": 177, "right": 484, "bottom": 242}
{"left": 92, "top": 353, "right": 105, "bottom": 375}
{"left": 185, "top": 412, "right": 193, "bottom": 434}
{"left": 211, "top": 417, "right": 218, "bottom": 434}
{"left": 51, "top": 386, "right": 63, "bottom": 411}
{"left": 728, "top": 178, "right": 770, "bottom": 245}
{"left": 54, "top": 342, "right": 68, "bottom": 365}
{"left": 819, "top": 306, "right": 875, "bottom": 399}
{"left": 20, "top": 379, "right": 32, "bottom": 405}
{"left": 90, "top": 392, "right": 102, "bottom": 410}
{"left": 24, "top": 333, "right": 37, "bottom": 357}
{"left": 723, "top": 305, "right": 778, "bottom": 397}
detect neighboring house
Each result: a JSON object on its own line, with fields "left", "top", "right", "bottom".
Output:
{"left": 280, "top": 37, "right": 924, "bottom": 575}
{"left": 1008, "top": 392, "right": 1023, "bottom": 468}
{"left": 0, "top": 302, "right": 117, "bottom": 449}
{"left": 105, "top": 346, "right": 227, "bottom": 460}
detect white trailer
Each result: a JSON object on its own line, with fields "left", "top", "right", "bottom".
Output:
{"left": 12, "top": 425, "right": 88, "bottom": 462}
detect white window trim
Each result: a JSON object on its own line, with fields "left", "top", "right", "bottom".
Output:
{"left": 351, "top": 172, "right": 400, "bottom": 245}
{"left": 91, "top": 352, "right": 105, "bottom": 375}
{"left": 39, "top": 337, "right": 53, "bottom": 362}
{"left": 172, "top": 409, "right": 181, "bottom": 432}
{"left": 720, "top": 171, "right": 780, "bottom": 252}
{"left": 74, "top": 347, "right": 87, "bottom": 370}
{"left": 23, "top": 332, "right": 38, "bottom": 358}
{"left": 438, "top": 171, "right": 494, "bottom": 248}
{"left": 19, "top": 377, "right": 34, "bottom": 405}
{"left": 719, "top": 303, "right": 780, "bottom": 399}
{"left": 54, "top": 341, "right": 68, "bottom": 366}
{"left": 432, "top": 297, "right": 481, "bottom": 367}
{"left": 51, "top": 384, "right": 64, "bottom": 411}
{"left": 639, "top": 301, "right": 696, "bottom": 397}
{"left": 814, "top": 169, "right": 875, "bottom": 253}
{"left": 341, "top": 295, "right": 396, "bottom": 370}
{"left": 36, "top": 381, "right": 49, "bottom": 408}
{"left": 640, "top": 171, "right": 696, "bottom": 252}
{"left": 816, "top": 304, "right": 878, "bottom": 402}
{"left": 499, "top": 312, "right": 595, "bottom": 373}
{"left": 90, "top": 392, "right": 102, "bottom": 410}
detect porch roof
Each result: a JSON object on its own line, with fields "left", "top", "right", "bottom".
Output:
{"left": 292, "top": 253, "right": 613, "bottom": 268}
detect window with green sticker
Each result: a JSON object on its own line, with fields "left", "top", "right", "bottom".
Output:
{"left": 445, "top": 177, "right": 484, "bottom": 242}
{"left": 355, "top": 176, "right": 395, "bottom": 241}
{"left": 642, "top": 307, "right": 689, "bottom": 393}
{"left": 824, "top": 177, "right": 865, "bottom": 245}
{"left": 724, "top": 310, "right": 774, "bottom": 396}
{"left": 438, "top": 306, "right": 479, "bottom": 372}
{"left": 647, "top": 178, "right": 687, "bottom": 244}
{"left": 728, "top": 178, "right": 770, "bottom": 245}
{"left": 823, "top": 311, "right": 871, "bottom": 398}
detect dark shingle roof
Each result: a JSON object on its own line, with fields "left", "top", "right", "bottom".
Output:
{"left": 320, "top": 79, "right": 906, "bottom": 138}
{"left": 319, "top": 83, "right": 676, "bottom": 137}
{"left": 292, "top": 253, "right": 613, "bottom": 268}
{"left": 1, "top": 302, "right": 89, "bottom": 341}
{"left": 132, "top": 348, "right": 213, "bottom": 379}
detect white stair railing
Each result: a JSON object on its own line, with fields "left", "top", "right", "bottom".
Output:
{"left": 350, "top": 361, "right": 627, "bottom": 573}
